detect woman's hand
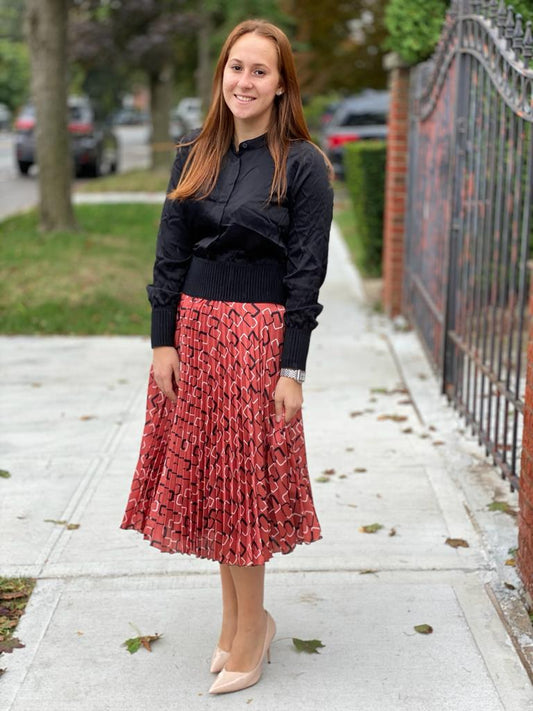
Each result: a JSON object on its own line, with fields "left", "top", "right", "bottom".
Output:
{"left": 152, "top": 346, "right": 181, "bottom": 403}
{"left": 274, "top": 376, "right": 303, "bottom": 424}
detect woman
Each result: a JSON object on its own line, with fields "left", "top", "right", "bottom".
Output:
{"left": 120, "top": 19, "right": 334, "bottom": 695}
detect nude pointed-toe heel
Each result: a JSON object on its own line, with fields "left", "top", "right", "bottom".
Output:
{"left": 210, "top": 645, "right": 231, "bottom": 673}
{"left": 208, "top": 610, "right": 276, "bottom": 695}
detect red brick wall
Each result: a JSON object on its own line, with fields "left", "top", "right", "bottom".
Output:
{"left": 518, "top": 276, "right": 533, "bottom": 601}
{"left": 382, "top": 63, "right": 410, "bottom": 317}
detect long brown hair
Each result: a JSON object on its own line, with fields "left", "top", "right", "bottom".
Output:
{"left": 168, "top": 19, "right": 333, "bottom": 203}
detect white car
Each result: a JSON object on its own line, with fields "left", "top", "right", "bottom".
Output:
{"left": 171, "top": 97, "right": 203, "bottom": 141}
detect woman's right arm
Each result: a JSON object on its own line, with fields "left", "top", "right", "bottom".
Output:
{"left": 148, "top": 141, "right": 195, "bottom": 401}
{"left": 147, "top": 145, "right": 194, "bottom": 348}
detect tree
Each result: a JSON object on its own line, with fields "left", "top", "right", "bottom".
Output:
{"left": 71, "top": 0, "right": 194, "bottom": 170}
{"left": 287, "top": 0, "right": 388, "bottom": 95}
{"left": 0, "top": 39, "right": 30, "bottom": 111}
{"left": 26, "top": 0, "right": 76, "bottom": 231}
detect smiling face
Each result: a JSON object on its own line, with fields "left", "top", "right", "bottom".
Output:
{"left": 222, "top": 32, "right": 283, "bottom": 142}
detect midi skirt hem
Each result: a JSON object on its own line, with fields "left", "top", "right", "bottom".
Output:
{"left": 120, "top": 295, "right": 322, "bottom": 567}
{"left": 119, "top": 522, "right": 323, "bottom": 566}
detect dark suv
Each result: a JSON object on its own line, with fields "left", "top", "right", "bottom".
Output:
{"left": 321, "top": 90, "right": 389, "bottom": 178}
{"left": 14, "top": 97, "right": 119, "bottom": 177}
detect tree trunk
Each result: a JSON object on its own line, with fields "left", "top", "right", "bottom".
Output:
{"left": 26, "top": 0, "right": 76, "bottom": 231}
{"left": 150, "top": 63, "right": 174, "bottom": 171}
{"left": 196, "top": 15, "right": 212, "bottom": 114}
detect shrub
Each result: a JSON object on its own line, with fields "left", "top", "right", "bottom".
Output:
{"left": 383, "top": 0, "right": 448, "bottom": 65}
{"left": 343, "top": 140, "right": 387, "bottom": 277}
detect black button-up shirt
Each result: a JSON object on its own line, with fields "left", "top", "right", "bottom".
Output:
{"left": 148, "top": 131, "right": 334, "bottom": 370}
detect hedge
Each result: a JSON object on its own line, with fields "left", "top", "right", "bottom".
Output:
{"left": 343, "top": 140, "right": 387, "bottom": 277}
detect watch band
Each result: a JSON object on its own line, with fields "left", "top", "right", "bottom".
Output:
{"left": 280, "top": 368, "right": 306, "bottom": 383}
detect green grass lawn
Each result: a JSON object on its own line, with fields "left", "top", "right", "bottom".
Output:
{"left": 75, "top": 168, "right": 170, "bottom": 193}
{"left": 333, "top": 183, "right": 362, "bottom": 266}
{"left": 0, "top": 204, "right": 162, "bottom": 335}
{"left": 0, "top": 185, "right": 369, "bottom": 335}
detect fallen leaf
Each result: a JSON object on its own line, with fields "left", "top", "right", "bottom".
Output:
{"left": 345, "top": 446, "right": 354, "bottom": 452}
{"left": 432, "top": 441, "right": 445, "bottom": 446}
{"left": 0, "top": 637, "right": 25, "bottom": 653}
{"left": 349, "top": 411, "right": 364, "bottom": 418}
{"left": 339, "top": 474, "right": 347, "bottom": 479}
{"left": 354, "top": 467, "right": 367, "bottom": 473}
{"left": 359, "top": 523, "right": 384, "bottom": 533}
{"left": 414, "top": 624, "right": 433, "bottom": 634}
{"left": 359, "top": 569, "right": 378, "bottom": 575}
{"left": 0, "top": 668, "right": 5, "bottom": 677}
{"left": 347, "top": 504, "right": 357, "bottom": 508}
{"left": 123, "top": 633, "right": 162, "bottom": 654}
{"left": 80, "top": 415, "right": 96, "bottom": 421}
{"left": 0, "top": 591, "right": 28, "bottom": 600}
{"left": 487, "top": 501, "right": 517, "bottom": 517}
{"left": 0, "top": 470, "right": 11, "bottom": 479}
{"left": 420, "top": 433, "right": 430, "bottom": 439}
{"left": 429, "top": 426, "right": 437, "bottom": 432}
{"left": 389, "top": 527, "right": 397, "bottom": 537}
{"left": 43, "top": 519, "right": 80, "bottom": 530}
{"left": 504, "top": 582, "right": 516, "bottom": 590}
{"left": 322, "top": 468, "right": 336, "bottom": 475}
{"left": 377, "top": 414, "right": 408, "bottom": 422}
{"left": 445, "top": 538, "right": 469, "bottom": 548}
{"left": 505, "top": 558, "right": 516, "bottom": 566}
{"left": 370, "top": 387, "right": 408, "bottom": 396}
{"left": 31, "top": 382, "right": 42, "bottom": 388}
{"left": 292, "top": 638, "right": 325, "bottom": 654}
{"left": 315, "top": 476, "right": 330, "bottom": 483}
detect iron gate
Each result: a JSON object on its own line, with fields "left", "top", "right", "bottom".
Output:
{"left": 404, "top": 0, "right": 533, "bottom": 489}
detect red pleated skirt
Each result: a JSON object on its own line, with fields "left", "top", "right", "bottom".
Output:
{"left": 120, "top": 294, "right": 322, "bottom": 566}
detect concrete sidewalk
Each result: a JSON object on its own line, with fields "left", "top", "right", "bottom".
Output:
{"left": 1, "top": 224, "right": 532, "bottom": 710}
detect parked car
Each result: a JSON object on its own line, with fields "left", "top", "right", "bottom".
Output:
{"left": 170, "top": 97, "right": 203, "bottom": 141}
{"left": 14, "top": 97, "right": 119, "bottom": 177}
{"left": 112, "top": 107, "right": 149, "bottom": 126}
{"left": 321, "top": 90, "right": 389, "bottom": 178}
{"left": 0, "top": 103, "right": 12, "bottom": 131}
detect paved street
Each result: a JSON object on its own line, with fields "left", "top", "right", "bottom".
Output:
{"left": 0, "top": 126, "right": 150, "bottom": 220}
{"left": 1, "top": 221, "right": 532, "bottom": 710}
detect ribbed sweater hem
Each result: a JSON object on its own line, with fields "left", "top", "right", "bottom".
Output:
{"left": 151, "top": 257, "right": 313, "bottom": 370}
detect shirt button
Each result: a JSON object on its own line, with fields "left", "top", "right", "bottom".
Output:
{"left": 241, "top": 142, "right": 248, "bottom": 149}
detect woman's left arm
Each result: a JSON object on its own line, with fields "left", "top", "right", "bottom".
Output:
{"left": 275, "top": 144, "right": 334, "bottom": 422}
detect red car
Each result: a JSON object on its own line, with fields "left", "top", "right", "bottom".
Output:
{"left": 321, "top": 90, "right": 389, "bottom": 178}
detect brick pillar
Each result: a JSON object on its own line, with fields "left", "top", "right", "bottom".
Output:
{"left": 518, "top": 263, "right": 533, "bottom": 603}
{"left": 382, "top": 53, "right": 410, "bottom": 318}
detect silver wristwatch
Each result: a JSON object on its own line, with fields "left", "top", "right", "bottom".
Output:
{"left": 280, "top": 368, "right": 306, "bottom": 383}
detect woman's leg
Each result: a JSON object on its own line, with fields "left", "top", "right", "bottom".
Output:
{"left": 224, "top": 564, "right": 267, "bottom": 672}
{"left": 217, "top": 563, "right": 238, "bottom": 651}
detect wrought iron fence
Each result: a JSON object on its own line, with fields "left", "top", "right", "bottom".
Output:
{"left": 404, "top": 0, "right": 533, "bottom": 489}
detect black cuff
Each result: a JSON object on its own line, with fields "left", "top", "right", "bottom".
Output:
{"left": 281, "top": 327, "right": 312, "bottom": 370}
{"left": 151, "top": 306, "right": 177, "bottom": 347}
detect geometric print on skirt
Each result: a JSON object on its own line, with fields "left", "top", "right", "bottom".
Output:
{"left": 120, "top": 293, "right": 322, "bottom": 566}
